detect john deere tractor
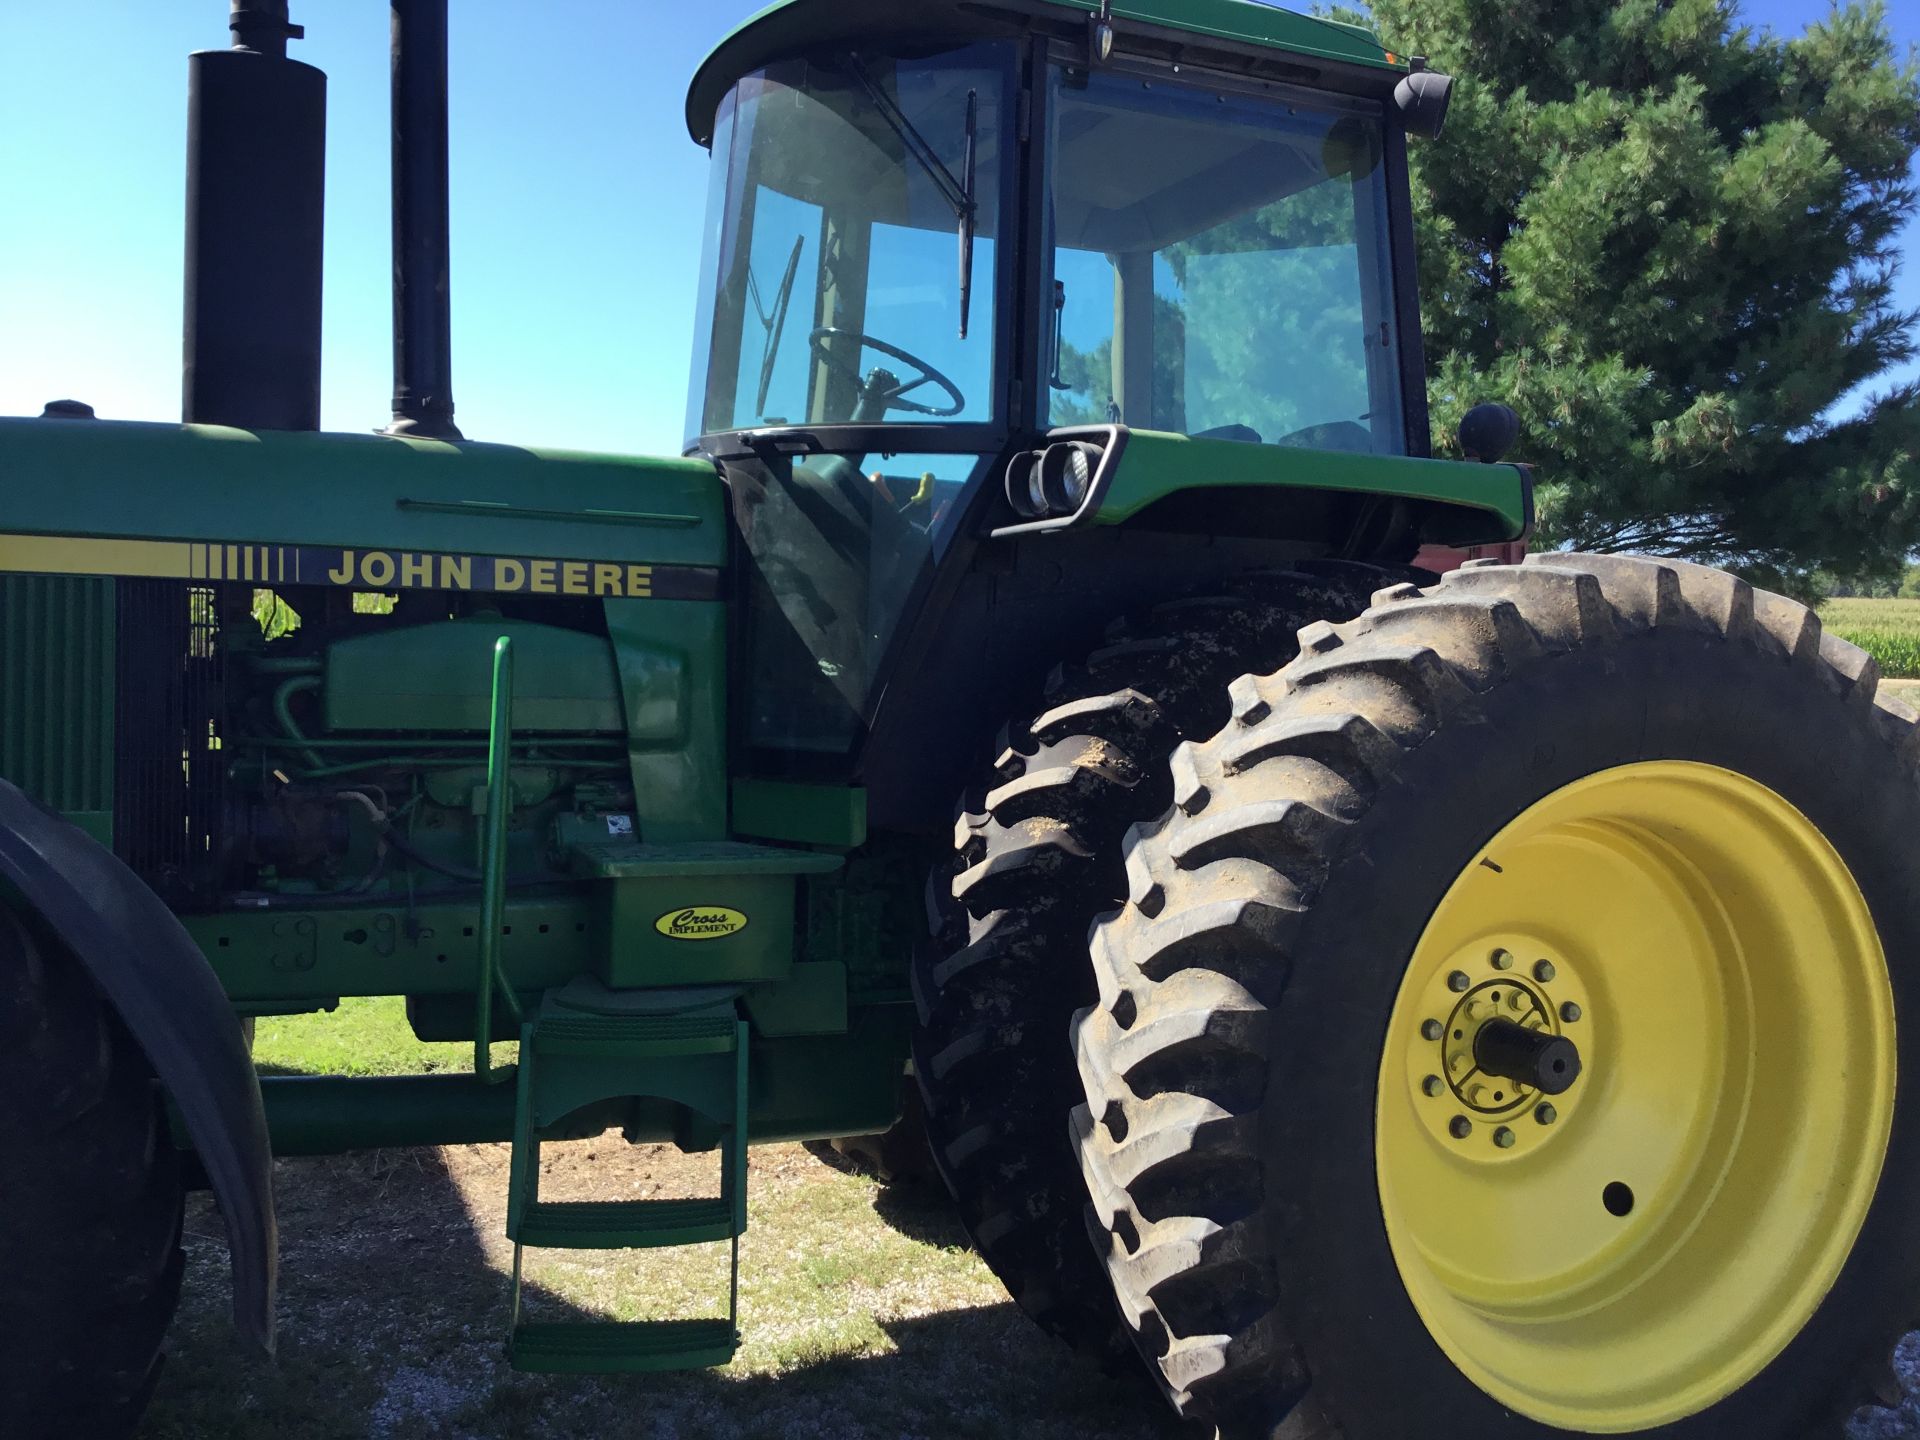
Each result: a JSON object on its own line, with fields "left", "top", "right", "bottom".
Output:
{"left": 5, "top": 2, "right": 1917, "bottom": 1437}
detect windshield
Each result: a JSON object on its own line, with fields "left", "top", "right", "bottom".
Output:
{"left": 687, "top": 45, "right": 1011, "bottom": 442}
{"left": 1046, "top": 66, "right": 1405, "bottom": 453}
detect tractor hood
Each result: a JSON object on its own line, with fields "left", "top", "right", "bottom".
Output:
{"left": 687, "top": 0, "right": 1408, "bottom": 146}
{"left": 0, "top": 418, "right": 727, "bottom": 596}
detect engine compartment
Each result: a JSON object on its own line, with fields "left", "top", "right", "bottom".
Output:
{"left": 115, "top": 580, "right": 641, "bottom": 910}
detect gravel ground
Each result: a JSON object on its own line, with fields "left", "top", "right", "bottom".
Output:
{"left": 1853, "top": 1336, "right": 1920, "bottom": 1439}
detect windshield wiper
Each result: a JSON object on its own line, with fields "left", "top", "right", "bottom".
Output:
{"left": 749, "top": 235, "right": 806, "bottom": 417}
{"left": 849, "top": 59, "right": 978, "bottom": 340}
{"left": 960, "top": 90, "right": 978, "bottom": 342}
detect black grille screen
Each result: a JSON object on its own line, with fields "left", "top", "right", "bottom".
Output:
{"left": 114, "top": 581, "right": 227, "bottom": 905}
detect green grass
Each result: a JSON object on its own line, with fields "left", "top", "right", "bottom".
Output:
{"left": 145, "top": 1137, "right": 1171, "bottom": 1439}
{"left": 1820, "top": 598, "right": 1920, "bottom": 680}
{"left": 218, "top": 1000, "right": 1172, "bottom": 1438}
{"left": 148, "top": 1029, "right": 1170, "bottom": 1439}
{"left": 252, "top": 995, "right": 511, "bottom": 1077}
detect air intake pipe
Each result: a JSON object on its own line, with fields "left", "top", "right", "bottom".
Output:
{"left": 183, "top": 1, "right": 326, "bottom": 431}
{"left": 384, "top": 0, "right": 462, "bottom": 440}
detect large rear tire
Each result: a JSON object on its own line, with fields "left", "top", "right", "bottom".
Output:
{"left": 1072, "top": 554, "right": 1920, "bottom": 1438}
{"left": 0, "top": 905, "right": 186, "bottom": 1440}
{"left": 915, "top": 564, "right": 1391, "bottom": 1360}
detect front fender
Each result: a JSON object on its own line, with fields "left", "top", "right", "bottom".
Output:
{"left": 0, "top": 778, "right": 275, "bottom": 1355}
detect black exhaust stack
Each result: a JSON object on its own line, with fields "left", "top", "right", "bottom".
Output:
{"left": 383, "top": 0, "right": 462, "bottom": 440}
{"left": 183, "top": 1, "right": 326, "bottom": 430}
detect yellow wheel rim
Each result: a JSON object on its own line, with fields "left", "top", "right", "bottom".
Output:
{"left": 1375, "top": 762, "right": 1895, "bottom": 1432}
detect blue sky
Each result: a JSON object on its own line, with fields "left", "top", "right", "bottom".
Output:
{"left": 0, "top": 1, "right": 1912, "bottom": 455}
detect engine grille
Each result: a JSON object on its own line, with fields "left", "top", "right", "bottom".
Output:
{"left": 0, "top": 575, "right": 116, "bottom": 820}
{"left": 114, "top": 580, "right": 228, "bottom": 903}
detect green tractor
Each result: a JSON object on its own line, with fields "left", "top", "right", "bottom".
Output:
{"left": 4, "top": 1, "right": 1917, "bottom": 1436}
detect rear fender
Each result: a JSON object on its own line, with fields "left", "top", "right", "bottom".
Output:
{"left": 993, "top": 426, "right": 1533, "bottom": 548}
{"left": 0, "top": 777, "right": 275, "bottom": 1354}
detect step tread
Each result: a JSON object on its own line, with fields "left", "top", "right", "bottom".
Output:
{"left": 510, "top": 1318, "right": 737, "bottom": 1374}
{"left": 515, "top": 1196, "right": 736, "bottom": 1249}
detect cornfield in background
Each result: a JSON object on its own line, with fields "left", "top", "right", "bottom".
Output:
{"left": 1821, "top": 600, "right": 1920, "bottom": 681}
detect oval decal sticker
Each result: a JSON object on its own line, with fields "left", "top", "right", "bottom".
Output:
{"left": 655, "top": 906, "right": 749, "bottom": 942}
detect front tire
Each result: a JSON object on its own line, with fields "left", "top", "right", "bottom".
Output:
{"left": 0, "top": 906, "right": 185, "bottom": 1440}
{"left": 1073, "top": 555, "right": 1920, "bottom": 1438}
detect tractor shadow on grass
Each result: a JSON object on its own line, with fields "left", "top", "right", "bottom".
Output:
{"left": 142, "top": 1135, "right": 1176, "bottom": 1440}
{"left": 797, "top": 1134, "right": 984, "bottom": 1250}
{"left": 867, "top": 1171, "right": 968, "bottom": 1248}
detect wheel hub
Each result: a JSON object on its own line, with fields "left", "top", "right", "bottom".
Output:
{"left": 1401, "top": 941, "right": 1591, "bottom": 1159}
{"left": 1375, "top": 762, "right": 1895, "bottom": 1431}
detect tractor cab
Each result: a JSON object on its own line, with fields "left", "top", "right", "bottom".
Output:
{"left": 680, "top": 0, "right": 1464, "bottom": 791}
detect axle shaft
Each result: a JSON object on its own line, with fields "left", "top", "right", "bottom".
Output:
{"left": 1474, "top": 1017, "right": 1581, "bottom": 1096}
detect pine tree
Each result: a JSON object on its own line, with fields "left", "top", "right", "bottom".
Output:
{"left": 1363, "top": 0, "right": 1920, "bottom": 592}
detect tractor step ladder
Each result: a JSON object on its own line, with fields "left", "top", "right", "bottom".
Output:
{"left": 505, "top": 991, "right": 748, "bottom": 1374}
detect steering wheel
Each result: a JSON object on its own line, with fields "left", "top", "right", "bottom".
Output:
{"left": 809, "top": 327, "right": 966, "bottom": 419}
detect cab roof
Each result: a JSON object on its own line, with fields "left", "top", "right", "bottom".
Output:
{"left": 686, "top": 0, "right": 1408, "bottom": 146}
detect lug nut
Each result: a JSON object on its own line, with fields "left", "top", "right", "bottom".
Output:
{"left": 1508, "top": 990, "right": 1529, "bottom": 1011}
{"left": 1448, "top": 970, "right": 1471, "bottom": 992}
{"left": 1535, "top": 1103, "right": 1558, "bottom": 1126}
{"left": 1534, "top": 960, "right": 1557, "bottom": 983}
{"left": 1422, "top": 1075, "right": 1444, "bottom": 1097}
{"left": 1561, "top": 1001, "right": 1583, "bottom": 1023}
{"left": 1450, "top": 1116, "right": 1472, "bottom": 1139}
{"left": 1466, "top": 1082, "right": 1489, "bottom": 1106}
{"left": 1494, "top": 1127, "right": 1516, "bottom": 1149}
{"left": 1491, "top": 949, "right": 1514, "bottom": 971}
{"left": 1422, "top": 1019, "right": 1444, "bottom": 1041}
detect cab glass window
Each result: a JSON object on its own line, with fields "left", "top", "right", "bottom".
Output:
{"left": 1045, "top": 66, "right": 1405, "bottom": 454}
{"left": 688, "top": 45, "right": 1011, "bottom": 441}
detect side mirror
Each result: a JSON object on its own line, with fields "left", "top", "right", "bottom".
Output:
{"left": 1459, "top": 404, "right": 1521, "bottom": 463}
